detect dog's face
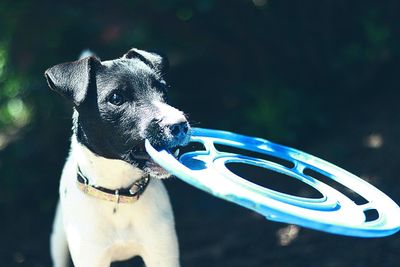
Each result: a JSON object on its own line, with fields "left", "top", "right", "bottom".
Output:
{"left": 45, "top": 48, "right": 191, "bottom": 178}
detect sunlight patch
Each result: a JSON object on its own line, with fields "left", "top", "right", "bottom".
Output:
{"left": 253, "top": 0, "right": 268, "bottom": 7}
{"left": 276, "top": 224, "right": 300, "bottom": 246}
{"left": 364, "top": 133, "right": 383, "bottom": 149}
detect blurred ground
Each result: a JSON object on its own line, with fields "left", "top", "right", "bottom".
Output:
{"left": 1, "top": 1, "right": 399, "bottom": 266}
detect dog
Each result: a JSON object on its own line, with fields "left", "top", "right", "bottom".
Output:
{"left": 45, "top": 48, "right": 190, "bottom": 267}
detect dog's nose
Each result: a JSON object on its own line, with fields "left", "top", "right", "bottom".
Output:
{"left": 169, "top": 122, "right": 189, "bottom": 139}
{"left": 145, "top": 119, "right": 191, "bottom": 149}
{"left": 144, "top": 101, "right": 191, "bottom": 148}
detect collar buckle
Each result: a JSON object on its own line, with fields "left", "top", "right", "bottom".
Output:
{"left": 115, "top": 190, "right": 120, "bottom": 203}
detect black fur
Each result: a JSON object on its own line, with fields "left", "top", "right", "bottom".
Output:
{"left": 45, "top": 48, "right": 190, "bottom": 170}
{"left": 45, "top": 56, "right": 100, "bottom": 106}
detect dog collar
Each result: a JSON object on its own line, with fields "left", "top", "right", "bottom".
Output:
{"left": 76, "top": 167, "right": 150, "bottom": 203}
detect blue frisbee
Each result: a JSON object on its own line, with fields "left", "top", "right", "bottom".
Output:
{"left": 145, "top": 128, "right": 400, "bottom": 237}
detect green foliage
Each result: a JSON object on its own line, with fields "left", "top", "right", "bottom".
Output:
{"left": 0, "top": 43, "right": 31, "bottom": 141}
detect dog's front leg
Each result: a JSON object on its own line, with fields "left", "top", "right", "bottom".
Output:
{"left": 142, "top": 251, "right": 180, "bottom": 267}
{"left": 50, "top": 201, "right": 69, "bottom": 267}
{"left": 68, "top": 240, "right": 111, "bottom": 267}
{"left": 64, "top": 224, "right": 111, "bottom": 267}
{"left": 140, "top": 227, "right": 180, "bottom": 267}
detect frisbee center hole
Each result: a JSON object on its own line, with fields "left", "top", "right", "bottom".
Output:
{"left": 215, "top": 144, "right": 295, "bottom": 169}
{"left": 226, "top": 162, "right": 323, "bottom": 199}
{"left": 303, "top": 168, "right": 369, "bottom": 205}
{"left": 363, "top": 209, "right": 379, "bottom": 222}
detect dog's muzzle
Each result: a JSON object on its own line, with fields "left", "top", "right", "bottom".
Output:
{"left": 129, "top": 119, "right": 191, "bottom": 178}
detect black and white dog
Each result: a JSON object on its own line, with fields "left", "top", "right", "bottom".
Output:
{"left": 45, "top": 48, "right": 190, "bottom": 267}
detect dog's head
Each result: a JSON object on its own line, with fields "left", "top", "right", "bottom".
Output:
{"left": 45, "top": 48, "right": 191, "bottom": 178}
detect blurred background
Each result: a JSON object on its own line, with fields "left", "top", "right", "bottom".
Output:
{"left": 1, "top": 0, "right": 399, "bottom": 266}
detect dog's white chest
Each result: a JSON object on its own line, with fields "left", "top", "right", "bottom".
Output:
{"left": 55, "top": 139, "right": 178, "bottom": 265}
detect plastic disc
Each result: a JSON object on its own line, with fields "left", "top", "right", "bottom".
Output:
{"left": 145, "top": 128, "right": 400, "bottom": 237}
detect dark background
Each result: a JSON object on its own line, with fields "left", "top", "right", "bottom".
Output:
{"left": 1, "top": 0, "right": 399, "bottom": 266}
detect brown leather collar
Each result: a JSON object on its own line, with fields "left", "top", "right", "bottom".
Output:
{"left": 76, "top": 167, "right": 150, "bottom": 203}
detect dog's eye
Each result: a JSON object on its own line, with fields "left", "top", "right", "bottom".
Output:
{"left": 108, "top": 93, "right": 125, "bottom": 106}
{"left": 152, "top": 80, "right": 169, "bottom": 101}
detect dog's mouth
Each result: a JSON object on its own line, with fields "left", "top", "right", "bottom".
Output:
{"left": 129, "top": 141, "right": 180, "bottom": 179}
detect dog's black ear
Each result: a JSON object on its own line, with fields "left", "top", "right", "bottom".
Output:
{"left": 123, "top": 48, "right": 169, "bottom": 74}
{"left": 44, "top": 56, "right": 100, "bottom": 106}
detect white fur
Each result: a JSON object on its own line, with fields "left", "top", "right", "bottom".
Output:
{"left": 153, "top": 101, "right": 187, "bottom": 127}
{"left": 51, "top": 135, "right": 180, "bottom": 267}
{"left": 73, "top": 137, "right": 143, "bottom": 189}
